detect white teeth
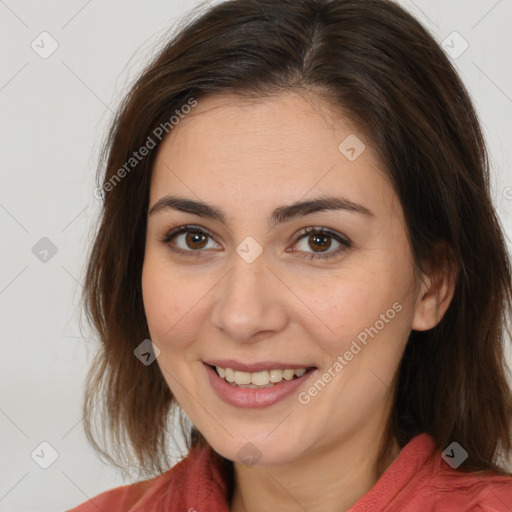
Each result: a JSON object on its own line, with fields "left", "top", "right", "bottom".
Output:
{"left": 213, "top": 365, "right": 309, "bottom": 386}
{"left": 251, "top": 371, "right": 269, "bottom": 386}
{"left": 269, "top": 369, "right": 283, "bottom": 383}
{"left": 234, "top": 370, "right": 252, "bottom": 385}
{"left": 282, "top": 369, "right": 295, "bottom": 380}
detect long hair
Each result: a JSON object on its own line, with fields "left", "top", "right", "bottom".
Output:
{"left": 81, "top": 0, "right": 512, "bottom": 478}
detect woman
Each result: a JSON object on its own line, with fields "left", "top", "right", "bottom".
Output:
{"left": 69, "top": 0, "right": 512, "bottom": 510}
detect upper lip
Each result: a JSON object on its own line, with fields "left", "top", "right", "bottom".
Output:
{"left": 203, "top": 359, "right": 316, "bottom": 373}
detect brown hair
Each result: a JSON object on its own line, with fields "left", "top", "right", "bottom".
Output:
{"left": 82, "top": 0, "right": 512, "bottom": 479}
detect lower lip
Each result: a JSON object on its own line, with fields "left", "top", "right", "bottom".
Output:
{"left": 204, "top": 363, "right": 317, "bottom": 409}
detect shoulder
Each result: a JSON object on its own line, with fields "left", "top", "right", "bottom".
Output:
{"left": 65, "top": 467, "right": 176, "bottom": 512}
{"left": 66, "top": 477, "right": 152, "bottom": 512}
{"left": 402, "top": 436, "right": 512, "bottom": 511}
{"left": 66, "top": 443, "right": 231, "bottom": 511}
{"left": 352, "top": 433, "right": 512, "bottom": 511}
{"left": 424, "top": 464, "right": 512, "bottom": 511}
{"left": 66, "top": 445, "right": 221, "bottom": 512}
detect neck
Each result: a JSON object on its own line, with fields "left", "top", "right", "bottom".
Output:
{"left": 229, "top": 427, "right": 400, "bottom": 512}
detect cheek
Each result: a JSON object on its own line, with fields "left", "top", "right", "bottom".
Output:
{"left": 141, "top": 255, "right": 208, "bottom": 349}
{"left": 141, "top": 268, "right": 174, "bottom": 341}
{"left": 300, "top": 258, "right": 412, "bottom": 362}
{"left": 299, "top": 275, "right": 411, "bottom": 418}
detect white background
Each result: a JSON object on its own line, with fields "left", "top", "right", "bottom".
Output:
{"left": 1, "top": 1, "right": 511, "bottom": 510}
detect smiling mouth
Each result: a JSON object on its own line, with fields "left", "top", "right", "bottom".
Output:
{"left": 207, "top": 364, "right": 316, "bottom": 388}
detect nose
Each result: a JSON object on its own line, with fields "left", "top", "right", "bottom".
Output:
{"left": 211, "top": 254, "right": 289, "bottom": 344}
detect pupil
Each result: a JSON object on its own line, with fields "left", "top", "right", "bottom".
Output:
{"left": 310, "top": 234, "right": 330, "bottom": 252}
{"left": 187, "top": 232, "right": 207, "bottom": 249}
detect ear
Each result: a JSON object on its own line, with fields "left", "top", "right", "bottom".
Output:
{"left": 411, "top": 250, "right": 458, "bottom": 331}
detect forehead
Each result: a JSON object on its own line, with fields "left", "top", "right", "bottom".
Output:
{"left": 155, "top": 92, "right": 359, "bottom": 170}
{"left": 150, "top": 92, "right": 398, "bottom": 219}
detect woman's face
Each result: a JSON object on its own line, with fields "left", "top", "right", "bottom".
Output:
{"left": 142, "top": 91, "right": 429, "bottom": 465}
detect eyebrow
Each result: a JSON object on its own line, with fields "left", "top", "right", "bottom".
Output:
{"left": 148, "top": 194, "right": 374, "bottom": 228}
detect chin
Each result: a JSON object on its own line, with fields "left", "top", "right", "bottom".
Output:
{"left": 198, "top": 422, "right": 313, "bottom": 467}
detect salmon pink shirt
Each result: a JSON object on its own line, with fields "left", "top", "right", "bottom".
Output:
{"left": 68, "top": 433, "right": 512, "bottom": 511}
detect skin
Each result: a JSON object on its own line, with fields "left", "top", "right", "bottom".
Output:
{"left": 141, "top": 91, "right": 456, "bottom": 512}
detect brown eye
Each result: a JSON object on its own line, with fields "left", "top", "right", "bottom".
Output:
{"left": 161, "top": 225, "right": 351, "bottom": 261}
{"left": 184, "top": 231, "right": 208, "bottom": 250}
{"left": 161, "top": 225, "right": 220, "bottom": 257}
{"left": 292, "top": 227, "right": 351, "bottom": 261}
{"left": 307, "top": 233, "right": 332, "bottom": 253}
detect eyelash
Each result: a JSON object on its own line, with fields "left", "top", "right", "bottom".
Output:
{"left": 160, "top": 225, "right": 351, "bottom": 261}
